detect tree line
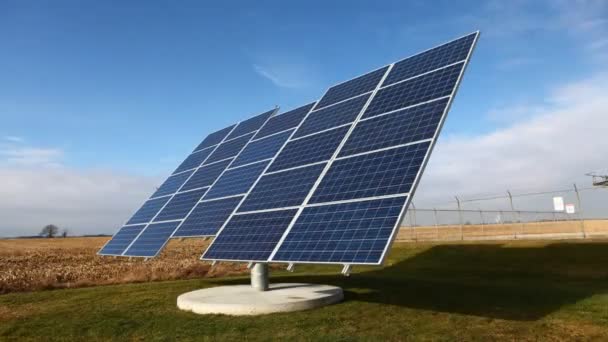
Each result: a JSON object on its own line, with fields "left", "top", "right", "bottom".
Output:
{"left": 39, "top": 224, "right": 69, "bottom": 238}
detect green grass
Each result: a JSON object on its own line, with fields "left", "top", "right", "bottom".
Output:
{"left": 2, "top": 240, "right": 608, "bottom": 341}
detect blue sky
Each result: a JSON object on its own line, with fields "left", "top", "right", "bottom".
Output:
{"left": 1, "top": 0, "right": 607, "bottom": 236}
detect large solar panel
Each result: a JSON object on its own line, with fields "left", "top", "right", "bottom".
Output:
{"left": 202, "top": 31, "right": 479, "bottom": 265}
{"left": 101, "top": 32, "right": 479, "bottom": 264}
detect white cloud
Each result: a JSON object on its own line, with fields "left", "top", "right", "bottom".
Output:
{"left": 415, "top": 71, "right": 608, "bottom": 207}
{"left": 253, "top": 63, "right": 315, "bottom": 89}
{"left": 3, "top": 136, "right": 24, "bottom": 143}
{"left": 0, "top": 137, "right": 64, "bottom": 167}
{"left": 496, "top": 57, "right": 539, "bottom": 70}
{"left": 0, "top": 140, "right": 159, "bottom": 237}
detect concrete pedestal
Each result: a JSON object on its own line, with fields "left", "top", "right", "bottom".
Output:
{"left": 177, "top": 283, "right": 343, "bottom": 315}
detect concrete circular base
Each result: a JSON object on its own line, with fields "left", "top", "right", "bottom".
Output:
{"left": 177, "top": 283, "right": 343, "bottom": 316}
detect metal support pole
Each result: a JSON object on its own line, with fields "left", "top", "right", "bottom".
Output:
{"left": 411, "top": 202, "right": 417, "bottom": 242}
{"left": 455, "top": 196, "right": 464, "bottom": 240}
{"left": 574, "top": 183, "right": 586, "bottom": 238}
{"left": 479, "top": 209, "right": 485, "bottom": 236}
{"left": 433, "top": 208, "right": 439, "bottom": 240}
{"left": 508, "top": 190, "right": 523, "bottom": 238}
{"left": 251, "top": 263, "right": 269, "bottom": 291}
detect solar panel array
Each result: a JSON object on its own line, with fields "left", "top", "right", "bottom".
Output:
{"left": 100, "top": 32, "right": 479, "bottom": 265}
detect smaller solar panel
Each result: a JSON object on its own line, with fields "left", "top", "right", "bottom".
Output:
{"left": 98, "top": 224, "right": 146, "bottom": 255}
{"left": 205, "top": 132, "right": 254, "bottom": 165}
{"left": 383, "top": 33, "right": 475, "bottom": 86}
{"left": 294, "top": 94, "right": 370, "bottom": 138}
{"left": 232, "top": 130, "right": 292, "bottom": 168}
{"left": 126, "top": 196, "right": 171, "bottom": 225}
{"left": 254, "top": 103, "right": 313, "bottom": 139}
{"left": 202, "top": 209, "right": 298, "bottom": 261}
{"left": 238, "top": 163, "right": 326, "bottom": 212}
{"left": 226, "top": 109, "right": 275, "bottom": 140}
{"left": 365, "top": 63, "right": 463, "bottom": 118}
{"left": 310, "top": 142, "right": 430, "bottom": 204}
{"left": 193, "top": 124, "right": 236, "bottom": 152}
{"left": 340, "top": 98, "right": 449, "bottom": 157}
{"left": 180, "top": 159, "right": 231, "bottom": 192}
{"left": 315, "top": 66, "right": 388, "bottom": 110}
{"left": 204, "top": 160, "right": 269, "bottom": 200}
{"left": 124, "top": 221, "right": 181, "bottom": 257}
{"left": 272, "top": 196, "right": 407, "bottom": 264}
{"left": 173, "top": 196, "right": 243, "bottom": 237}
{"left": 173, "top": 147, "right": 214, "bottom": 174}
{"left": 153, "top": 188, "right": 208, "bottom": 222}
{"left": 151, "top": 170, "right": 194, "bottom": 198}
{"left": 268, "top": 126, "right": 349, "bottom": 173}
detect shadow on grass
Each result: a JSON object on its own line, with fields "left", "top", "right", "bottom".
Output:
{"left": 215, "top": 242, "right": 608, "bottom": 321}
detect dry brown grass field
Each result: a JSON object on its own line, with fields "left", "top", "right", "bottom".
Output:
{"left": 2, "top": 220, "right": 607, "bottom": 295}
{"left": 397, "top": 219, "right": 608, "bottom": 241}
{"left": 0, "top": 237, "right": 247, "bottom": 294}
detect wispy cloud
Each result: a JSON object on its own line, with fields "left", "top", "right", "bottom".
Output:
{"left": 0, "top": 138, "right": 63, "bottom": 167}
{"left": 496, "top": 57, "right": 539, "bottom": 70}
{"left": 253, "top": 63, "right": 316, "bottom": 89}
{"left": 3, "top": 136, "right": 24, "bottom": 143}
{"left": 0, "top": 139, "right": 160, "bottom": 237}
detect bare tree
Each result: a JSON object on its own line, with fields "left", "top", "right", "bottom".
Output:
{"left": 61, "top": 229, "right": 69, "bottom": 238}
{"left": 40, "top": 224, "right": 59, "bottom": 238}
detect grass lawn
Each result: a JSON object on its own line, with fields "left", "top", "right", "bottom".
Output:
{"left": 2, "top": 239, "right": 608, "bottom": 340}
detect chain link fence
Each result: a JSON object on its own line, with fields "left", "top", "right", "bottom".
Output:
{"left": 398, "top": 184, "right": 608, "bottom": 242}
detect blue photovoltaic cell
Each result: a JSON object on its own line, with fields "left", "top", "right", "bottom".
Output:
{"left": 226, "top": 109, "right": 274, "bottom": 139}
{"left": 126, "top": 196, "right": 171, "bottom": 225}
{"left": 153, "top": 188, "right": 208, "bottom": 222}
{"left": 254, "top": 103, "right": 313, "bottom": 139}
{"left": 365, "top": 63, "right": 463, "bottom": 118}
{"left": 98, "top": 224, "right": 146, "bottom": 255}
{"left": 173, "top": 196, "right": 243, "bottom": 237}
{"left": 173, "top": 147, "right": 214, "bottom": 174}
{"left": 310, "top": 142, "right": 430, "bottom": 204}
{"left": 193, "top": 124, "right": 236, "bottom": 152}
{"left": 268, "top": 126, "right": 349, "bottom": 173}
{"left": 123, "top": 221, "right": 181, "bottom": 257}
{"left": 232, "top": 130, "right": 292, "bottom": 168}
{"left": 294, "top": 94, "right": 369, "bottom": 139}
{"left": 180, "top": 159, "right": 231, "bottom": 192}
{"left": 382, "top": 33, "right": 476, "bottom": 87}
{"left": 272, "top": 196, "right": 407, "bottom": 263}
{"left": 238, "top": 163, "right": 326, "bottom": 212}
{"left": 315, "top": 66, "right": 388, "bottom": 110}
{"left": 340, "top": 98, "right": 449, "bottom": 157}
{"left": 205, "top": 133, "right": 254, "bottom": 165}
{"left": 204, "top": 160, "right": 269, "bottom": 200}
{"left": 202, "top": 209, "right": 298, "bottom": 261}
{"left": 151, "top": 170, "right": 194, "bottom": 198}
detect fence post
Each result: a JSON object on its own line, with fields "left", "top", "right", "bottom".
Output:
{"left": 574, "top": 183, "right": 586, "bottom": 238}
{"left": 455, "top": 196, "right": 464, "bottom": 240}
{"left": 507, "top": 190, "right": 521, "bottom": 238}
{"left": 411, "top": 202, "right": 417, "bottom": 242}
{"left": 433, "top": 208, "right": 439, "bottom": 240}
{"left": 479, "top": 209, "right": 485, "bottom": 236}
